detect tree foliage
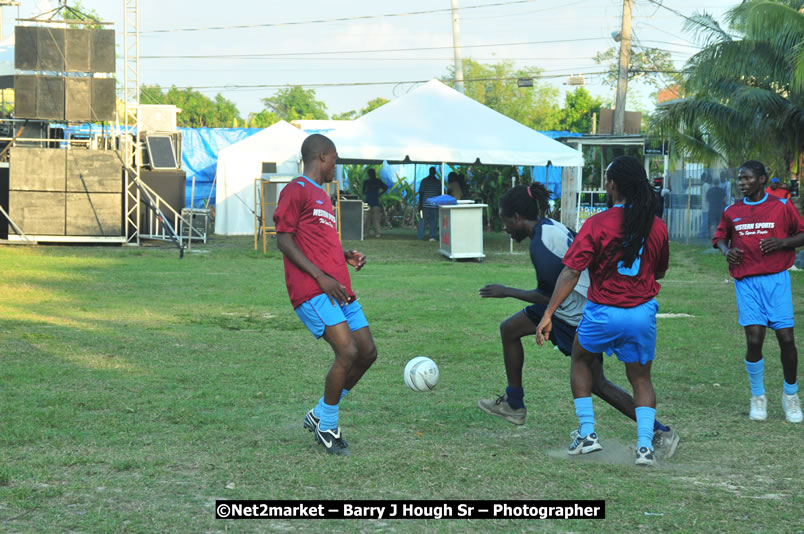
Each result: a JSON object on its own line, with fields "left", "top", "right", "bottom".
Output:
{"left": 557, "top": 87, "right": 605, "bottom": 134}
{"left": 441, "top": 59, "right": 561, "bottom": 130}
{"left": 332, "top": 97, "right": 390, "bottom": 120}
{"left": 651, "top": 0, "right": 804, "bottom": 177}
{"left": 139, "top": 85, "right": 242, "bottom": 128}
{"left": 59, "top": 1, "right": 104, "bottom": 29}
{"left": 258, "top": 86, "right": 328, "bottom": 123}
{"left": 594, "top": 46, "right": 682, "bottom": 90}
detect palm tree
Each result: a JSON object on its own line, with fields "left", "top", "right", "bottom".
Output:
{"left": 652, "top": 1, "right": 804, "bottom": 179}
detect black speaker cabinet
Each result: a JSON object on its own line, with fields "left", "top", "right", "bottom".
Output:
{"left": 15, "top": 75, "right": 114, "bottom": 121}
{"left": 65, "top": 77, "right": 91, "bottom": 122}
{"left": 14, "top": 75, "right": 64, "bottom": 121}
{"left": 65, "top": 28, "right": 91, "bottom": 73}
{"left": 91, "top": 78, "right": 115, "bottom": 121}
{"left": 138, "top": 169, "right": 186, "bottom": 233}
{"left": 339, "top": 199, "right": 364, "bottom": 241}
{"left": 14, "top": 27, "right": 65, "bottom": 71}
{"left": 13, "top": 75, "right": 37, "bottom": 118}
{"left": 38, "top": 76, "right": 65, "bottom": 119}
{"left": 14, "top": 26, "right": 38, "bottom": 70}
{"left": 91, "top": 30, "right": 116, "bottom": 73}
{"left": 15, "top": 27, "right": 115, "bottom": 73}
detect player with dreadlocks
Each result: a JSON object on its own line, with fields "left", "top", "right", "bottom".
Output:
{"left": 477, "top": 181, "right": 678, "bottom": 457}
{"left": 536, "top": 156, "right": 670, "bottom": 466}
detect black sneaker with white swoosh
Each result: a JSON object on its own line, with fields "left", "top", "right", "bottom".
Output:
{"left": 314, "top": 426, "right": 351, "bottom": 456}
{"left": 303, "top": 408, "right": 319, "bottom": 433}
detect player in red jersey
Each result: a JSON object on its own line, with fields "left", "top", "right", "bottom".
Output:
{"left": 535, "top": 156, "right": 670, "bottom": 466}
{"left": 714, "top": 160, "right": 803, "bottom": 424}
{"left": 274, "top": 134, "right": 378, "bottom": 455}
{"left": 766, "top": 177, "right": 791, "bottom": 200}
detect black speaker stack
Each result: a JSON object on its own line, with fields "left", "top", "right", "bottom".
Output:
{"left": 14, "top": 26, "right": 116, "bottom": 122}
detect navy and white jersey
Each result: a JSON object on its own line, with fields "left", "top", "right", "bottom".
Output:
{"left": 530, "top": 218, "right": 590, "bottom": 326}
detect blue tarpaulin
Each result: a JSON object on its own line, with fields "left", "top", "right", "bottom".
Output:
{"left": 179, "top": 127, "right": 261, "bottom": 208}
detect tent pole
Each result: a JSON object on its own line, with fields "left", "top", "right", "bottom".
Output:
{"left": 188, "top": 176, "right": 195, "bottom": 251}
{"left": 510, "top": 175, "right": 515, "bottom": 253}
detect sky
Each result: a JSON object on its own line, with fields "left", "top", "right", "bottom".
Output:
{"left": 4, "top": 0, "right": 740, "bottom": 120}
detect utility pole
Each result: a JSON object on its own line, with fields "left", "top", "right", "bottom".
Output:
{"left": 450, "top": 0, "right": 465, "bottom": 94}
{"left": 613, "top": 0, "right": 633, "bottom": 135}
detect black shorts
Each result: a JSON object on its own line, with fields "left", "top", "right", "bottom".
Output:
{"left": 524, "top": 303, "right": 577, "bottom": 356}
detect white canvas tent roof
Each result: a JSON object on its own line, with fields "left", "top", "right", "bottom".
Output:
{"left": 329, "top": 79, "right": 583, "bottom": 167}
{"left": 215, "top": 120, "right": 308, "bottom": 235}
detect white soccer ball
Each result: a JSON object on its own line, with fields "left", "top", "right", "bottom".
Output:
{"left": 404, "top": 356, "right": 439, "bottom": 392}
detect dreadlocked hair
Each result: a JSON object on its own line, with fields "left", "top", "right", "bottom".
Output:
{"left": 739, "top": 160, "right": 767, "bottom": 181}
{"left": 607, "top": 156, "right": 657, "bottom": 269}
{"left": 500, "top": 182, "right": 551, "bottom": 220}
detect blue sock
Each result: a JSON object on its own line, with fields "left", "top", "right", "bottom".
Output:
{"left": 784, "top": 381, "right": 799, "bottom": 395}
{"left": 574, "top": 397, "right": 595, "bottom": 437}
{"left": 505, "top": 386, "right": 525, "bottom": 409}
{"left": 313, "top": 397, "right": 325, "bottom": 418}
{"left": 318, "top": 401, "right": 339, "bottom": 431}
{"left": 745, "top": 359, "right": 765, "bottom": 396}
{"left": 313, "top": 390, "right": 348, "bottom": 418}
{"left": 654, "top": 420, "right": 670, "bottom": 432}
{"left": 636, "top": 406, "right": 656, "bottom": 450}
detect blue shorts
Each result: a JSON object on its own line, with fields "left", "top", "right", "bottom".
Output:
{"left": 524, "top": 303, "right": 579, "bottom": 357}
{"left": 735, "top": 271, "right": 794, "bottom": 329}
{"left": 577, "top": 299, "right": 658, "bottom": 364}
{"left": 294, "top": 294, "right": 369, "bottom": 339}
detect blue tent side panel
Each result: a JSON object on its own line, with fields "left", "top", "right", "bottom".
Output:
{"left": 531, "top": 165, "right": 563, "bottom": 199}
{"left": 180, "top": 127, "right": 262, "bottom": 208}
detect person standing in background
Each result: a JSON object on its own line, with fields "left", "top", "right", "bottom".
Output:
{"left": 707, "top": 176, "right": 727, "bottom": 238}
{"left": 700, "top": 173, "right": 711, "bottom": 237}
{"left": 362, "top": 168, "right": 387, "bottom": 238}
{"left": 447, "top": 172, "right": 463, "bottom": 201}
{"left": 417, "top": 167, "right": 441, "bottom": 241}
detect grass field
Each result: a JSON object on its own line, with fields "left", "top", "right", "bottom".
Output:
{"left": 1, "top": 230, "right": 802, "bottom": 533}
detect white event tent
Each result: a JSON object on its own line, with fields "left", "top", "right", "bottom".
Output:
{"left": 328, "top": 79, "right": 583, "bottom": 167}
{"left": 214, "top": 120, "right": 308, "bottom": 235}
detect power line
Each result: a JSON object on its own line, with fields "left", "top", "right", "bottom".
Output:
{"left": 642, "top": 0, "right": 735, "bottom": 36}
{"left": 141, "top": 68, "right": 679, "bottom": 96}
{"left": 460, "top": 0, "right": 587, "bottom": 20}
{"left": 140, "top": 56, "right": 605, "bottom": 67}
{"left": 636, "top": 20, "right": 699, "bottom": 47}
{"left": 136, "top": 37, "right": 700, "bottom": 62}
{"left": 138, "top": 38, "right": 609, "bottom": 60}
{"left": 137, "top": 71, "right": 656, "bottom": 93}
{"left": 141, "top": 0, "right": 545, "bottom": 34}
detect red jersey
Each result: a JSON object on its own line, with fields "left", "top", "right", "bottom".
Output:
{"left": 713, "top": 193, "right": 804, "bottom": 280}
{"left": 766, "top": 186, "right": 790, "bottom": 200}
{"left": 564, "top": 207, "right": 669, "bottom": 307}
{"left": 273, "top": 176, "right": 354, "bottom": 308}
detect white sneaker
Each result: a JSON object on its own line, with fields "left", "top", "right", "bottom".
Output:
{"left": 782, "top": 393, "right": 803, "bottom": 423}
{"left": 749, "top": 394, "right": 767, "bottom": 421}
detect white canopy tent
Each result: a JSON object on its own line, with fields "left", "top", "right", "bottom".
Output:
{"left": 214, "top": 120, "right": 308, "bottom": 235}
{"left": 328, "top": 79, "right": 583, "bottom": 167}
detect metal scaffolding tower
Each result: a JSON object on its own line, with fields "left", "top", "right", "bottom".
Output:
{"left": 123, "top": 0, "right": 140, "bottom": 244}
